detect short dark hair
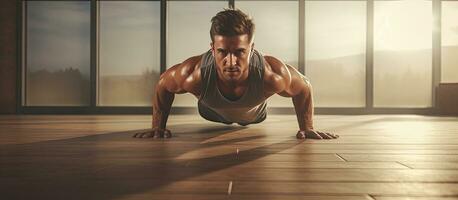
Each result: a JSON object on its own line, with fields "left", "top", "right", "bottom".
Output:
{"left": 210, "top": 8, "right": 255, "bottom": 43}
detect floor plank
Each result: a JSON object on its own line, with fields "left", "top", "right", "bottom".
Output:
{"left": 1, "top": 114, "right": 458, "bottom": 199}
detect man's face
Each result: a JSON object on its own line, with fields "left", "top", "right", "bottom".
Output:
{"left": 211, "top": 34, "right": 253, "bottom": 83}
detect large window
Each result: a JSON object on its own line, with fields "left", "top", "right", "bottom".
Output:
{"left": 22, "top": 0, "right": 449, "bottom": 113}
{"left": 373, "top": 0, "right": 432, "bottom": 107}
{"left": 236, "top": 1, "right": 298, "bottom": 68}
{"left": 441, "top": 1, "right": 458, "bottom": 83}
{"left": 25, "top": 1, "right": 91, "bottom": 106}
{"left": 167, "top": 1, "right": 227, "bottom": 107}
{"left": 98, "top": 1, "right": 161, "bottom": 106}
{"left": 305, "top": 1, "right": 367, "bottom": 107}
{"left": 237, "top": 0, "right": 298, "bottom": 107}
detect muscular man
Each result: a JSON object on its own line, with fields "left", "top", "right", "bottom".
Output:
{"left": 134, "top": 9, "right": 338, "bottom": 140}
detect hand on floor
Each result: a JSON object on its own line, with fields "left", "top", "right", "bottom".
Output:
{"left": 296, "top": 130, "right": 338, "bottom": 139}
{"left": 133, "top": 128, "right": 172, "bottom": 139}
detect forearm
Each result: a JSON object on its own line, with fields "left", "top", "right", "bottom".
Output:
{"left": 152, "top": 87, "right": 175, "bottom": 129}
{"left": 292, "top": 90, "right": 314, "bottom": 131}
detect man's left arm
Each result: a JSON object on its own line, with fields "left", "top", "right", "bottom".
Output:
{"left": 264, "top": 56, "right": 338, "bottom": 139}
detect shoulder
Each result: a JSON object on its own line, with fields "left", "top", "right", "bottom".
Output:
{"left": 182, "top": 55, "right": 202, "bottom": 93}
{"left": 162, "top": 55, "right": 202, "bottom": 80}
{"left": 264, "top": 55, "right": 291, "bottom": 79}
{"left": 168, "top": 55, "right": 202, "bottom": 75}
{"left": 262, "top": 55, "right": 292, "bottom": 93}
{"left": 159, "top": 55, "right": 202, "bottom": 94}
{"left": 264, "top": 56, "right": 284, "bottom": 70}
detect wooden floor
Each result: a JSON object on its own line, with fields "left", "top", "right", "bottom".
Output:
{"left": 2, "top": 114, "right": 458, "bottom": 200}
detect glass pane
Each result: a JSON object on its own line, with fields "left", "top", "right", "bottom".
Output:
{"left": 98, "top": 1, "right": 160, "bottom": 106}
{"left": 167, "top": 1, "right": 227, "bottom": 107}
{"left": 237, "top": 0, "right": 298, "bottom": 107}
{"left": 374, "top": 0, "right": 432, "bottom": 107}
{"left": 441, "top": 1, "right": 458, "bottom": 83}
{"left": 305, "top": 1, "right": 366, "bottom": 107}
{"left": 26, "top": 1, "right": 90, "bottom": 106}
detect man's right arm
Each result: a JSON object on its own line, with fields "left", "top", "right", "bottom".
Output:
{"left": 134, "top": 56, "right": 202, "bottom": 138}
{"left": 151, "top": 72, "right": 177, "bottom": 131}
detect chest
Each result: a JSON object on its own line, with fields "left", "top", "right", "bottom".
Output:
{"left": 217, "top": 82, "right": 248, "bottom": 101}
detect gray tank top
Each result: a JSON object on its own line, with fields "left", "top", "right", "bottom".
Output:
{"left": 197, "top": 49, "right": 267, "bottom": 125}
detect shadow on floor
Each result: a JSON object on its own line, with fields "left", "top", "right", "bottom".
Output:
{"left": 1, "top": 123, "right": 302, "bottom": 199}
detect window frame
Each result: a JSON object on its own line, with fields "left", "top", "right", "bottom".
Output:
{"left": 18, "top": 0, "right": 452, "bottom": 114}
